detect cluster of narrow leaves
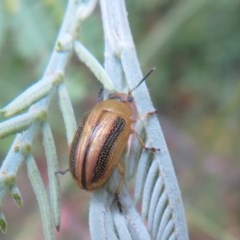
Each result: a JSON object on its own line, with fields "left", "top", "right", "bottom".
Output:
{"left": 0, "top": 0, "right": 189, "bottom": 240}
{"left": 0, "top": 0, "right": 98, "bottom": 239}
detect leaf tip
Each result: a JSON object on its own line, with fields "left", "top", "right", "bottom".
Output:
{"left": 0, "top": 213, "right": 7, "bottom": 233}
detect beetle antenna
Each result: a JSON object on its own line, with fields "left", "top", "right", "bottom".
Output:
{"left": 129, "top": 67, "right": 156, "bottom": 94}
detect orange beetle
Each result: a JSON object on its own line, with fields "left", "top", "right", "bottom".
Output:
{"left": 68, "top": 68, "right": 158, "bottom": 192}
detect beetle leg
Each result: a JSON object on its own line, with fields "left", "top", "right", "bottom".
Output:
{"left": 97, "top": 86, "right": 104, "bottom": 102}
{"left": 114, "top": 192, "right": 123, "bottom": 213}
{"left": 114, "top": 162, "right": 125, "bottom": 212}
{"left": 133, "top": 110, "right": 160, "bottom": 152}
{"left": 116, "top": 162, "right": 125, "bottom": 194}
{"left": 137, "top": 109, "right": 157, "bottom": 121}
{"left": 133, "top": 130, "right": 160, "bottom": 152}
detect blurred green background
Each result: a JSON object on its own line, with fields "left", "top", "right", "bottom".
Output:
{"left": 0, "top": 0, "right": 240, "bottom": 239}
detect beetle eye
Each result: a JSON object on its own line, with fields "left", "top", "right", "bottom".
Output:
{"left": 108, "top": 94, "right": 121, "bottom": 101}
{"left": 108, "top": 93, "right": 113, "bottom": 99}
{"left": 127, "top": 95, "right": 133, "bottom": 102}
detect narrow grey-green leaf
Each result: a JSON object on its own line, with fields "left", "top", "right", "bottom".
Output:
{"left": 169, "top": 233, "right": 177, "bottom": 240}
{"left": 0, "top": 138, "right": 26, "bottom": 176}
{"left": 89, "top": 190, "right": 119, "bottom": 240}
{"left": 152, "top": 193, "right": 168, "bottom": 238}
{"left": 134, "top": 152, "right": 149, "bottom": 203}
{"left": 74, "top": 41, "right": 116, "bottom": 91}
{"left": 26, "top": 156, "right": 54, "bottom": 240}
{"left": 0, "top": 110, "right": 40, "bottom": 138}
{"left": 112, "top": 212, "right": 131, "bottom": 240}
{"left": 58, "top": 84, "right": 77, "bottom": 145}
{"left": 0, "top": 73, "right": 63, "bottom": 117}
{"left": 147, "top": 177, "right": 164, "bottom": 231}
{"left": 11, "top": 185, "right": 23, "bottom": 208}
{"left": 156, "top": 207, "right": 172, "bottom": 239}
{"left": 160, "top": 219, "right": 175, "bottom": 240}
{"left": 42, "top": 122, "right": 61, "bottom": 230}
{"left": 141, "top": 160, "right": 159, "bottom": 219}
{"left": 119, "top": 189, "right": 151, "bottom": 240}
{"left": 76, "top": 0, "right": 98, "bottom": 21}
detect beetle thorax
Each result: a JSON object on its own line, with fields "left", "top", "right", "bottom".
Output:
{"left": 107, "top": 92, "right": 137, "bottom": 118}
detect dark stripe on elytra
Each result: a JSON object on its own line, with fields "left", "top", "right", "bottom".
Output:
{"left": 92, "top": 116, "right": 126, "bottom": 183}
{"left": 81, "top": 112, "right": 105, "bottom": 189}
{"left": 69, "top": 112, "right": 90, "bottom": 179}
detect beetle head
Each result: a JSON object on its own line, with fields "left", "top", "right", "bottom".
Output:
{"left": 107, "top": 92, "right": 137, "bottom": 118}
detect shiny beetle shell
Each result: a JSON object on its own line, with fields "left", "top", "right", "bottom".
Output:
{"left": 69, "top": 92, "right": 137, "bottom": 190}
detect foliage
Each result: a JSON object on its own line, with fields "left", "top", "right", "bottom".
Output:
{"left": 0, "top": 0, "right": 189, "bottom": 240}
{"left": 1, "top": 0, "right": 240, "bottom": 239}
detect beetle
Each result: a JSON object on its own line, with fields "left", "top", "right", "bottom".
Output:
{"left": 57, "top": 68, "right": 159, "bottom": 196}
